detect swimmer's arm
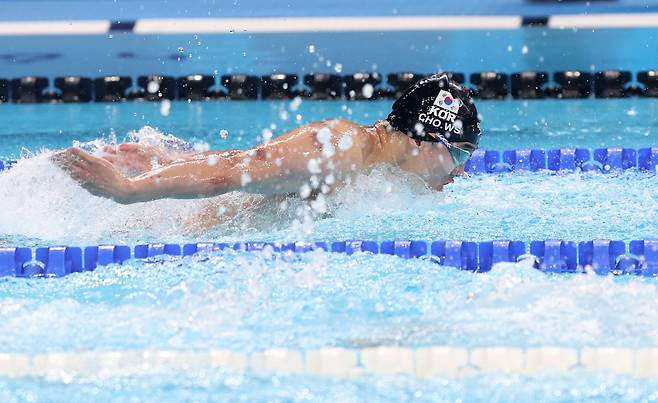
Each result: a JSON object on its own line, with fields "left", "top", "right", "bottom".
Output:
{"left": 124, "top": 152, "right": 307, "bottom": 202}
{"left": 124, "top": 121, "right": 368, "bottom": 203}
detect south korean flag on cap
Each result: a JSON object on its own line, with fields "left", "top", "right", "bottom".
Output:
{"left": 433, "top": 89, "right": 460, "bottom": 114}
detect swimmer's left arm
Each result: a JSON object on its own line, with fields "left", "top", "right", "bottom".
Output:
{"left": 55, "top": 120, "right": 368, "bottom": 203}
{"left": 54, "top": 147, "right": 247, "bottom": 203}
{"left": 125, "top": 124, "right": 364, "bottom": 202}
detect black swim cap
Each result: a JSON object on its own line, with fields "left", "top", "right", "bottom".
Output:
{"left": 386, "top": 73, "right": 482, "bottom": 145}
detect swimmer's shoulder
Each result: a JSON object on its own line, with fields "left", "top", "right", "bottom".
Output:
{"left": 322, "top": 118, "right": 363, "bottom": 131}
{"left": 318, "top": 119, "right": 370, "bottom": 142}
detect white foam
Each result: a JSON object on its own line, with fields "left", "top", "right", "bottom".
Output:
{"left": 0, "top": 153, "right": 206, "bottom": 244}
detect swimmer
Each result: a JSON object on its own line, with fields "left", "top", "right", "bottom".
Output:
{"left": 53, "top": 74, "right": 482, "bottom": 204}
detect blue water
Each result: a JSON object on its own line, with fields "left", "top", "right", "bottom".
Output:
{"left": 3, "top": 371, "right": 658, "bottom": 403}
{"left": 1, "top": 98, "right": 658, "bottom": 401}
{"left": 2, "top": 98, "right": 658, "bottom": 159}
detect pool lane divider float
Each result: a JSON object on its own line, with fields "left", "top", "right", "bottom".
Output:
{"left": 2, "top": 346, "right": 658, "bottom": 379}
{"left": 2, "top": 239, "right": 658, "bottom": 278}
{"left": 463, "top": 146, "right": 658, "bottom": 174}
{"left": 1, "top": 147, "right": 657, "bottom": 175}
{"left": 0, "top": 160, "right": 17, "bottom": 171}
{"left": 3, "top": 70, "right": 658, "bottom": 103}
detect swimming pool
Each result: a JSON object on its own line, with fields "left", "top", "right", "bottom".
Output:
{"left": 1, "top": 95, "right": 658, "bottom": 401}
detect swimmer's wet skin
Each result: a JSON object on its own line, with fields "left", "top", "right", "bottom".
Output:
{"left": 53, "top": 74, "right": 482, "bottom": 204}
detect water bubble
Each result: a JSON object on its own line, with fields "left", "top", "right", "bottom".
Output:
{"left": 147, "top": 81, "right": 160, "bottom": 94}
{"left": 307, "top": 158, "right": 322, "bottom": 174}
{"left": 177, "top": 47, "right": 185, "bottom": 53}
{"left": 316, "top": 127, "right": 332, "bottom": 144}
{"left": 338, "top": 134, "right": 353, "bottom": 150}
{"left": 322, "top": 143, "right": 335, "bottom": 159}
{"left": 362, "top": 83, "right": 374, "bottom": 99}
{"left": 522, "top": 45, "right": 529, "bottom": 55}
{"left": 414, "top": 123, "right": 424, "bottom": 136}
{"left": 261, "top": 128, "right": 273, "bottom": 143}
{"left": 279, "top": 110, "right": 289, "bottom": 121}
{"left": 219, "top": 129, "right": 229, "bottom": 139}
{"left": 159, "top": 99, "right": 171, "bottom": 117}
{"left": 507, "top": 45, "right": 513, "bottom": 52}
{"left": 310, "top": 175, "right": 320, "bottom": 189}
{"left": 299, "top": 183, "right": 311, "bottom": 199}
{"left": 289, "top": 96, "right": 302, "bottom": 111}
{"left": 310, "top": 194, "right": 327, "bottom": 213}
{"left": 207, "top": 155, "right": 218, "bottom": 166}
{"left": 334, "top": 63, "right": 343, "bottom": 73}
{"left": 240, "top": 172, "right": 252, "bottom": 187}
{"left": 308, "top": 44, "right": 315, "bottom": 53}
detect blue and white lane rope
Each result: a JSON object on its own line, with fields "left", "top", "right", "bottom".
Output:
{"left": 1, "top": 239, "right": 657, "bottom": 278}
{"left": 1, "top": 146, "right": 657, "bottom": 175}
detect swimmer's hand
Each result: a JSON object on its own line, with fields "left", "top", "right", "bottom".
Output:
{"left": 52, "top": 147, "right": 136, "bottom": 203}
{"left": 101, "top": 143, "right": 177, "bottom": 173}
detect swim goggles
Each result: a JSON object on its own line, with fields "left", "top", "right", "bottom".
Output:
{"left": 432, "top": 133, "right": 474, "bottom": 166}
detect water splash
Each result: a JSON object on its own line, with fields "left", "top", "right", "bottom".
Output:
{"left": 0, "top": 155, "right": 204, "bottom": 245}
{"left": 0, "top": 250, "right": 657, "bottom": 353}
{"left": 1, "top": 146, "right": 657, "bottom": 244}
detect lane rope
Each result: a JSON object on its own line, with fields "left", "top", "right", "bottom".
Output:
{"left": 464, "top": 147, "right": 658, "bottom": 174}
{"left": 0, "top": 346, "right": 657, "bottom": 379}
{"left": 1, "top": 239, "right": 657, "bottom": 278}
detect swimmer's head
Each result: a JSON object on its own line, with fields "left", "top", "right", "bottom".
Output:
{"left": 386, "top": 73, "right": 482, "bottom": 146}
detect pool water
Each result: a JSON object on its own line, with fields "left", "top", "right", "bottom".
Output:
{"left": 1, "top": 98, "right": 658, "bottom": 401}
{"left": 1, "top": 98, "right": 657, "bottom": 157}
